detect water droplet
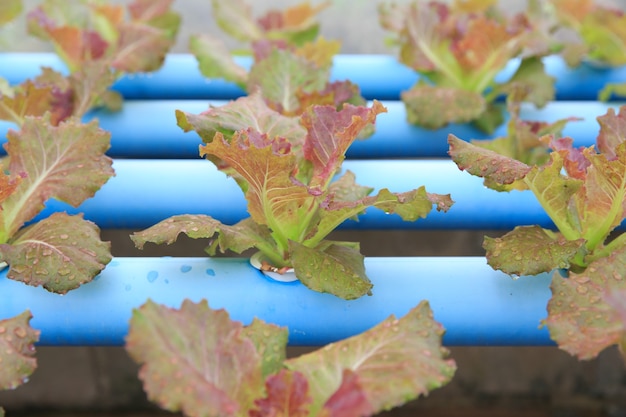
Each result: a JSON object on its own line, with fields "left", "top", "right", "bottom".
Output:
{"left": 42, "top": 249, "right": 53, "bottom": 257}
{"left": 576, "top": 285, "right": 588, "bottom": 295}
{"left": 58, "top": 268, "right": 71, "bottom": 276}
{"left": 147, "top": 271, "right": 158, "bottom": 283}
{"left": 14, "top": 327, "right": 26, "bottom": 338}
{"left": 59, "top": 234, "right": 69, "bottom": 240}
{"left": 180, "top": 265, "right": 192, "bottom": 273}
{"left": 34, "top": 268, "right": 49, "bottom": 276}
{"left": 206, "top": 269, "right": 215, "bottom": 276}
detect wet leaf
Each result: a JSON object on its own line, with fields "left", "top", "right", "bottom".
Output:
{"left": 289, "top": 241, "right": 372, "bottom": 300}
{"left": 131, "top": 215, "right": 273, "bottom": 257}
{"left": 0, "top": 212, "right": 111, "bottom": 293}
{"left": 1, "top": 115, "right": 113, "bottom": 239}
{"left": 242, "top": 318, "right": 288, "bottom": 379}
{"left": 448, "top": 134, "right": 532, "bottom": 185}
{"left": 484, "top": 225, "right": 586, "bottom": 276}
{"left": 545, "top": 243, "right": 626, "bottom": 361}
{"left": 0, "top": 311, "right": 39, "bottom": 390}
{"left": 286, "top": 301, "right": 456, "bottom": 415}
{"left": 126, "top": 299, "right": 267, "bottom": 417}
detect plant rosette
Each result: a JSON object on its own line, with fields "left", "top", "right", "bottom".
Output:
{"left": 378, "top": 0, "right": 556, "bottom": 133}
{"left": 448, "top": 105, "right": 626, "bottom": 363}
{"left": 132, "top": 94, "right": 453, "bottom": 300}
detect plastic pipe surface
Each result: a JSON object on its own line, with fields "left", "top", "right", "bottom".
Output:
{"left": 33, "top": 159, "right": 555, "bottom": 230}
{"left": 0, "top": 100, "right": 618, "bottom": 159}
{"left": 1, "top": 53, "right": 625, "bottom": 100}
{"left": 0, "top": 256, "right": 554, "bottom": 346}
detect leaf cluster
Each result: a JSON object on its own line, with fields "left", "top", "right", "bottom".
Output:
{"left": 378, "top": 0, "right": 555, "bottom": 132}
{"left": 0, "top": 0, "right": 180, "bottom": 399}
{"left": 126, "top": 299, "right": 456, "bottom": 417}
{"left": 449, "top": 105, "right": 626, "bottom": 362}
{"left": 134, "top": 95, "right": 453, "bottom": 300}
{"left": 189, "top": 0, "right": 369, "bottom": 125}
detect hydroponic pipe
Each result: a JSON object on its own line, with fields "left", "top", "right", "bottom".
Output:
{"left": 1, "top": 53, "right": 625, "bottom": 100}
{"left": 0, "top": 256, "right": 554, "bottom": 346}
{"left": 34, "top": 159, "right": 554, "bottom": 231}
{"left": 0, "top": 100, "right": 618, "bottom": 159}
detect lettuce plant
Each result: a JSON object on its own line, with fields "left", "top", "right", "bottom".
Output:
{"left": 545, "top": 0, "right": 626, "bottom": 100}
{"left": 448, "top": 105, "right": 626, "bottom": 362}
{"left": 189, "top": 0, "right": 369, "bottom": 120}
{"left": 133, "top": 95, "right": 452, "bottom": 300}
{"left": 126, "top": 298, "right": 456, "bottom": 417}
{"left": 378, "top": 0, "right": 555, "bottom": 132}
{"left": 0, "top": 0, "right": 180, "bottom": 405}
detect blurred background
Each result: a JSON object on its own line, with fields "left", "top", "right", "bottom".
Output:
{"left": 1, "top": 0, "right": 626, "bottom": 416}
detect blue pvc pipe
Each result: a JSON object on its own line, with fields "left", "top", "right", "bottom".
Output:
{"left": 0, "top": 100, "right": 617, "bottom": 159}
{"left": 1, "top": 53, "right": 625, "bottom": 101}
{"left": 0, "top": 256, "right": 553, "bottom": 346}
{"left": 33, "top": 159, "right": 554, "bottom": 230}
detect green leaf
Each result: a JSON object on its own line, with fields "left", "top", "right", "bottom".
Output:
{"left": 483, "top": 225, "right": 586, "bottom": 276}
{"left": 126, "top": 299, "right": 266, "bottom": 417}
{"left": 496, "top": 57, "right": 555, "bottom": 108}
{"left": 0, "top": 311, "right": 39, "bottom": 390}
{"left": 189, "top": 33, "right": 248, "bottom": 88}
{"left": 401, "top": 84, "right": 486, "bottom": 129}
{"left": 286, "top": 301, "right": 456, "bottom": 415}
{"left": 131, "top": 215, "right": 273, "bottom": 257}
{"left": 176, "top": 92, "right": 306, "bottom": 146}
{"left": 1, "top": 116, "right": 113, "bottom": 242}
{"left": 289, "top": 240, "right": 372, "bottom": 300}
{"left": 242, "top": 318, "right": 288, "bottom": 380}
{"left": 249, "top": 370, "right": 312, "bottom": 417}
{"left": 211, "top": 0, "right": 262, "bottom": 42}
{"left": 247, "top": 48, "right": 328, "bottom": 115}
{"left": 599, "top": 82, "right": 626, "bottom": 102}
{"left": 0, "top": 212, "right": 111, "bottom": 293}
{"left": 448, "top": 134, "right": 532, "bottom": 186}
{"left": 328, "top": 170, "right": 373, "bottom": 206}
{"left": 545, "top": 243, "right": 626, "bottom": 361}
{"left": 524, "top": 153, "right": 583, "bottom": 241}
{"left": 0, "top": 0, "right": 22, "bottom": 26}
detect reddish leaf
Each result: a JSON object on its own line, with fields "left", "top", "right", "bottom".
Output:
{"left": 597, "top": 106, "right": 626, "bottom": 160}
{"left": 321, "top": 370, "right": 374, "bottom": 417}
{"left": 1, "top": 116, "right": 113, "bottom": 238}
{"left": 286, "top": 301, "right": 456, "bottom": 415}
{"left": 0, "top": 311, "right": 39, "bottom": 390}
{"left": 301, "top": 101, "right": 386, "bottom": 190}
{"left": 126, "top": 300, "right": 268, "bottom": 417}
{"left": 249, "top": 370, "right": 312, "bottom": 417}
{"left": 545, "top": 244, "right": 626, "bottom": 360}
